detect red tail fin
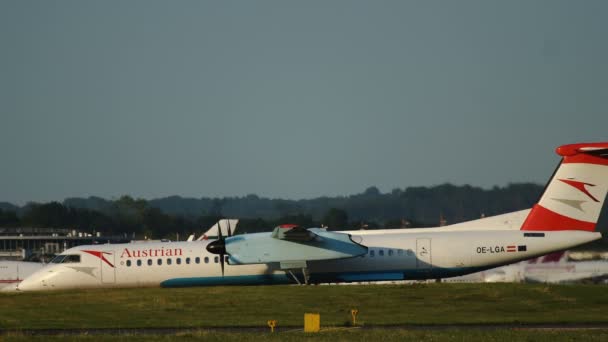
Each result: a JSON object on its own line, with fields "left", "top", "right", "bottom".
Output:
{"left": 521, "top": 142, "right": 608, "bottom": 232}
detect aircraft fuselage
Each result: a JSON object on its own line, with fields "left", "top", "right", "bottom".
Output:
{"left": 15, "top": 228, "right": 601, "bottom": 290}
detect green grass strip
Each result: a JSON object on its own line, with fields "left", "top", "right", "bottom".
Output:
{"left": 1, "top": 283, "right": 607, "bottom": 330}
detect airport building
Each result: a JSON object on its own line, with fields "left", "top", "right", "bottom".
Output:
{"left": 0, "top": 227, "right": 130, "bottom": 261}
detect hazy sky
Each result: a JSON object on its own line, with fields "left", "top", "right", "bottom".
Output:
{"left": 1, "top": 1, "right": 607, "bottom": 204}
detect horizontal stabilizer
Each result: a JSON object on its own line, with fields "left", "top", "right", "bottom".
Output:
{"left": 197, "top": 219, "right": 239, "bottom": 240}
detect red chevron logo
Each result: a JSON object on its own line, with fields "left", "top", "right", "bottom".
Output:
{"left": 558, "top": 179, "right": 599, "bottom": 202}
{"left": 82, "top": 250, "right": 115, "bottom": 268}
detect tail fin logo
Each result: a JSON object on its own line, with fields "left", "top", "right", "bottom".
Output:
{"left": 558, "top": 179, "right": 599, "bottom": 202}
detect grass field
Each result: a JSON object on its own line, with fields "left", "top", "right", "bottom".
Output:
{"left": 1, "top": 283, "right": 608, "bottom": 332}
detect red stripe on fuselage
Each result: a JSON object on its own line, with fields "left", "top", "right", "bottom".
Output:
{"left": 0, "top": 279, "right": 21, "bottom": 283}
{"left": 541, "top": 252, "right": 566, "bottom": 263}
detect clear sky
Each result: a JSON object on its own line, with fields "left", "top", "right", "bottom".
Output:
{"left": 1, "top": 1, "right": 607, "bottom": 204}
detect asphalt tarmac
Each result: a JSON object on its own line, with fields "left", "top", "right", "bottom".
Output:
{"left": 3, "top": 323, "right": 608, "bottom": 336}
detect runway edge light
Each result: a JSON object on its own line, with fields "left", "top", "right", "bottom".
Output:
{"left": 351, "top": 309, "right": 359, "bottom": 326}
{"left": 267, "top": 320, "right": 277, "bottom": 333}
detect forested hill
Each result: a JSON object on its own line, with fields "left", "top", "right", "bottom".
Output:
{"left": 150, "top": 183, "right": 543, "bottom": 225}
{"left": 74, "top": 184, "right": 542, "bottom": 221}
{"left": 0, "top": 183, "right": 544, "bottom": 237}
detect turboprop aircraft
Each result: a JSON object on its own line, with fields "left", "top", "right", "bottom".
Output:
{"left": 15, "top": 142, "right": 608, "bottom": 291}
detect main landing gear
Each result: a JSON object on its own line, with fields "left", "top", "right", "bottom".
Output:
{"left": 280, "top": 261, "right": 310, "bottom": 285}
{"left": 287, "top": 267, "right": 310, "bottom": 285}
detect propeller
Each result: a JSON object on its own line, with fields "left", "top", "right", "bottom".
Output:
{"left": 205, "top": 219, "right": 232, "bottom": 276}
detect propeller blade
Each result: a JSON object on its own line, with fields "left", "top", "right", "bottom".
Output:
{"left": 212, "top": 219, "right": 226, "bottom": 276}
{"left": 217, "top": 220, "right": 223, "bottom": 240}
{"left": 220, "top": 253, "right": 225, "bottom": 276}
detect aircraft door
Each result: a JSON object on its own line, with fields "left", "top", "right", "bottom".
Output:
{"left": 100, "top": 250, "right": 116, "bottom": 284}
{"left": 416, "top": 239, "right": 432, "bottom": 268}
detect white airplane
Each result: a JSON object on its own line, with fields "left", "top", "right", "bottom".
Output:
{"left": 442, "top": 252, "right": 560, "bottom": 283}
{"left": 445, "top": 252, "right": 608, "bottom": 283}
{"left": 510, "top": 252, "right": 608, "bottom": 284}
{"left": 15, "top": 142, "right": 608, "bottom": 291}
{"left": 523, "top": 259, "right": 608, "bottom": 284}
{"left": 0, "top": 261, "right": 45, "bottom": 291}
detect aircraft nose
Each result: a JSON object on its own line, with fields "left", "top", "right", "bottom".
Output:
{"left": 16, "top": 275, "right": 43, "bottom": 291}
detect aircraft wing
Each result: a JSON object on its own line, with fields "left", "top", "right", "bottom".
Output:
{"left": 225, "top": 225, "right": 368, "bottom": 268}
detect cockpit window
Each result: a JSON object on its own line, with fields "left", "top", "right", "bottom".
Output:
{"left": 50, "top": 254, "right": 80, "bottom": 263}
{"left": 50, "top": 255, "right": 66, "bottom": 263}
{"left": 63, "top": 255, "right": 81, "bottom": 263}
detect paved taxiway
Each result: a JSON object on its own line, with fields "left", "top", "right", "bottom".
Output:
{"left": 3, "top": 323, "right": 608, "bottom": 336}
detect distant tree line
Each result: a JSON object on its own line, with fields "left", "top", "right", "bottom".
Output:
{"left": 0, "top": 183, "right": 544, "bottom": 239}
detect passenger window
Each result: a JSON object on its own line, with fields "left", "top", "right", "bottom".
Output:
{"left": 147, "top": 259, "right": 152, "bottom": 266}
{"left": 186, "top": 257, "right": 191, "bottom": 264}
{"left": 157, "top": 259, "right": 162, "bottom": 266}
{"left": 388, "top": 250, "right": 393, "bottom": 256}
{"left": 214, "top": 256, "right": 219, "bottom": 263}
{"left": 176, "top": 258, "right": 181, "bottom": 265}
{"left": 204, "top": 257, "right": 209, "bottom": 264}
{"left": 379, "top": 250, "right": 384, "bottom": 257}
{"left": 137, "top": 260, "right": 142, "bottom": 266}
{"left": 398, "top": 249, "right": 404, "bottom": 256}
{"left": 195, "top": 257, "right": 200, "bottom": 264}
{"left": 126, "top": 260, "right": 132, "bottom": 267}
{"left": 370, "top": 250, "right": 375, "bottom": 257}
{"left": 167, "top": 258, "right": 172, "bottom": 265}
